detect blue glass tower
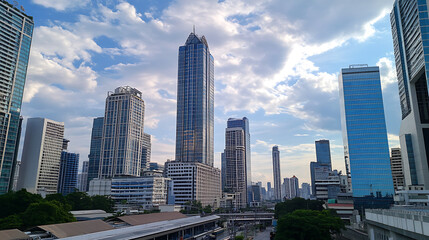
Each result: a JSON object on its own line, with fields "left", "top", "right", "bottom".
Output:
{"left": 58, "top": 151, "right": 79, "bottom": 195}
{"left": 87, "top": 117, "right": 103, "bottom": 190}
{"left": 175, "top": 32, "right": 214, "bottom": 166}
{"left": 339, "top": 65, "right": 394, "bottom": 209}
{"left": 315, "top": 140, "right": 332, "bottom": 167}
{"left": 0, "top": 2, "right": 33, "bottom": 193}
{"left": 390, "top": 0, "right": 429, "bottom": 189}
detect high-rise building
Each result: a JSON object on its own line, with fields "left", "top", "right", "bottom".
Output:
{"left": 0, "top": 2, "right": 33, "bottom": 194}
{"left": 175, "top": 31, "right": 214, "bottom": 166}
{"left": 290, "top": 176, "right": 299, "bottom": 199}
{"left": 223, "top": 117, "right": 251, "bottom": 208}
{"left": 87, "top": 117, "right": 103, "bottom": 190}
{"left": 141, "top": 133, "right": 151, "bottom": 172}
{"left": 339, "top": 65, "right": 394, "bottom": 209}
{"left": 272, "top": 146, "right": 282, "bottom": 200}
{"left": 99, "top": 86, "right": 145, "bottom": 178}
{"left": 390, "top": 148, "right": 405, "bottom": 191}
{"left": 77, "top": 161, "right": 89, "bottom": 192}
{"left": 167, "top": 32, "right": 220, "bottom": 207}
{"left": 221, "top": 152, "right": 226, "bottom": 191}
{"left": 301, "top": 183, "right": 311, "bottom": 199}
{"left": 282, "top": 177, "right": 291, "bottom": 199}
{"left": 18, "top": 118, "right": 64, "bottom": 195}
{"left": 267, "top": 182, "right": 272, "bottom": 200}
{"left": 315, "top": 140, "right": 332, "bottom": 168}
{"left": 58, "top": 151, "right": 79, "bottom": 195}
{"left": 391, "top": 0, "right": 429, "bottom": 189}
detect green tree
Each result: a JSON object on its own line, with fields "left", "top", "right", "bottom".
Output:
{"left": 275, "top": 209, "right": 344, "bottom": 240}
{"left": 203, "top": 205, "right": 212, "bottom": 214}
{"left": 0, "top": 214, "right": 23, "bottom": 230}
{"left": 46, "top": 193, "right": 67, "bottom": 205}
{"left": 65, "top": 192, "right": 92, "bottom": 210}
{"left": 22, "top": 201, "right": 75, "bottom": 228}
{"left": 0, "top": 189, "right": 43, "bottom": 218}
{"left": 180, "top": 200, "right": 203, "bottom": 214}
{"left": 274, "top": 198, "right": 324, "bottom": 219}
{"left": 91, "top": 195, "right": 115, "bottom": 213}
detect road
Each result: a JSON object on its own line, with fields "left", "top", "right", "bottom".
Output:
{"left": 253, "top": 230, "right": 271, "bottom": 240}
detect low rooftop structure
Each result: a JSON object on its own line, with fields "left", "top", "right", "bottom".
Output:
{"left": 70, "top": 209, "right": 113, "bottom": 221}
{"left": 33, "top": 219, "right": 114, "bottom": 239}
{"left": 116, "top": 212, "right": 186, "bottom": 226}
{"left": 0, "top": 229, "right": 30, "bottom": 240}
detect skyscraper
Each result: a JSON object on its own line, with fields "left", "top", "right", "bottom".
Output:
{"left": 0, "top": 2, "right": 33, "bottom": 194}
{"left": 290, "top": 176, "right": 299, "bottom": 199}
{"left": 221, "top": 152, "right": 226, "bottom": 191}
{"left": 315, "top": 140, "right": 332, "bottom": 168}
{"left": 339, "top": 65, "right": 394, "bottom": 209}
{"left": 58, "top": 151, "right": 79, "bottom": 195}
{"left": 391, "top": 0, "right": 429, "bottom": 189}
{"left": 99, "top": 86, "right": 145, "bottom": 178}
{"left": 77, "top": 161, "right": 89, "bottom": 192}
{"left": 87, "top": 117, "right": 103, "bottom": 190}
{"left": 390, "top": 148, "right": 405, "bottom": 191}
{"left": 282, "top": 177, "right": 291, "bottom": 199}
{"left": 18, "top": 118, "right": 64, "bottom": 195}
{"left": 272, "top": 146, "right": 282, "bottom": 201}
{"left": 141, "top": 133, "right": 151, "bottom": 172}
{"left": 175, "top": 31, "right": 214, "bottom": 166}
{"left": 167, "top": 32, "right": 220, "bottom": 206}
{"left": 223, "top": 117, "right": 251, "bottom": 208}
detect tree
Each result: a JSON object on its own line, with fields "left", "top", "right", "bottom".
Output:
{"left": 45, "top": 193, "right": 67, "bottom": 205}
{"left": 0, "top": 214, "right": 22, "bottom": 230}
{"left": 275, "top": 210, "right": 344, "bottom": 240}
{"left": 274, "top": 198, "right": 324, "bottom": 219}
{"left": 0, "top": 189, "right": 43, "bottom": 218}
{"left": 91, "top": 195, "right": 115, "bottom": 213}
{"left": 180, "top": 200, "right": 203, "bottom": 214}
{"left": 65, "top": 192, "right": 92, "bottom": 210}
{"left": 203, "top": 205, "right": 212, "bottom": 214}
{"left": 21, "top": 201, "right": 75, "bottom": 228}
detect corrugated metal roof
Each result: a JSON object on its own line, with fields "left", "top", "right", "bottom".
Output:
{"left": 118, "top": 212, "right": 186, "bottom": 226}
{"left": 37, "top": 219, "right": 113, "bottom": 238}
{"left": 0, "top": 229, "right": 30, "bottom": 240}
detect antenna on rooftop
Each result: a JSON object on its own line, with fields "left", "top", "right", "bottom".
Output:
{"left": 193, "top": 25, "right": 195, "bottom": 34}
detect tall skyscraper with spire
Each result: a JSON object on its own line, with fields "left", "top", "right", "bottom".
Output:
{"left": 390, "top": 0, "right": 429, "bottom": 190}
{"left": 0, "top": 2, "right": 33, "bottom": 194}
{"left": 166, "top": 31, "right": 220, "bottom": 207}
{"left": 272, "top": 146, "right": 282, "bottom": 201}
{"left": 175, "top": 31, "right": 214, "bottom": 166}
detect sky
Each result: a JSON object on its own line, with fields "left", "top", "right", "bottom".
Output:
{"left": 18, "top": 0, "right": 401, "bottom": 187}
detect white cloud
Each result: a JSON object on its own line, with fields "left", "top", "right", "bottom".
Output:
{"left": 377, "top": 57, "right": 397, "bottom": 88}
{"left": 32, "top": 0, "right": 90, "bottom": 11}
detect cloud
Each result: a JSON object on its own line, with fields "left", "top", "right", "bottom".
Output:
{"left": 294, "top": 134, "right": 309, "bottom": 137}
{"left": 32, "top": 0, "right": 90, "bottom": 11}
{"left": 377, "top": 57, "right": 397, "bottom": 88}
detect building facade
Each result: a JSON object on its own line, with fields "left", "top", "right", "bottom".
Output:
{"left": 339, "top": 65, "right": 394, "bottom": 209}
{"left": 141, "top": 133, "right": 151, "bottom": 172}
{"left": 272, "top": 146, "right": 282, "bottom": 200}
{"left": 99, "top": 86, "right": 145, "bottom": 178}
{"left": 87, "top": 117, "right": 103, "bottom": 190}
{"left": 391, "top": 0, "right": 429, "bottom": 190}
{"left": 0, "top": 2, "right": 34, "bottom": 194}
{"left": 315, "top": 140, "right": 332, "bottom": 168}
{"left": 290, "top": 176, "right": 299, "bottom": 199}
{"left": 223, "top": 118, "right": 251, "bottom": 208}
{"left": 58, "top": 151, "right": 79, "bottom": 195}
{"left": 175, "top": 32, "right": 214, "bottom": 166}
{"left": 77, "top": 161, "right": 89, "bottom": 192}
{"left": 165, "top": 161, "right": 221, "bottom": 207}
{"left": 390, "top": 148, "right": 405, "bottom": 192}
{"left": 282, "top": 177, "right": 291, "bottom": 200}
{"left": 301, "top": 183, "right": 311, "bottom": 199}
{"left": 18, "top": 118, "right": 64, "bottom": 195}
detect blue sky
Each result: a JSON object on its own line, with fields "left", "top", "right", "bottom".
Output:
{"left": 20, "top": 0, "right": 400, "bottom": 187}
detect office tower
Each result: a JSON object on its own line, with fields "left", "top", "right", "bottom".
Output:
{"left": 141, "top": 133, "right": 151, "bottom": 171}
{"left": 12, "top": 161, "right": 20, "bottom": 191}
{"left": 167, "top": 32, "right": 220, "bottom": 206}
{"left": 290, "top": 176, "right": 299, "bottom": 199}
{"left": 315, "top": 140, "right": 332, "bottom": 168}
{"left": 149, "top": 162, "right": 164, "bottom": 172}
{"left": 250, "top": 184, "right": 262, "bottom": 206}
{"left": 165, "top": 161, "right": 221, "bottom": 207}
{"left": 87, "top": 117, "right": 103, "bottom": 190}
{"left": 0, "top": 3, "right": 33, "bottom": 194}
{"left": 301, "top": 183, "right": 311, "bottom": 199}
{"left": 99, "top": 86, "right": 145, "bottom": 178}
{"left": 272, "top": 146, "right": 281, "bottom": 200}
{"left": 175, "top": 31, "right": 214, "bottom": 166}
{"left": 58, "top": 151, "right": 79, "bottom": 195}
{"left": 391, "top": 0, "right": 429, "bottom": 189}
{"left": 18, "top": 118, "right": 64, "bottom": 195}
{"left": 314, "top": 170, "right": 342, "bottom": 201}
{"left": 390, "top": 148, "right": 405, "bottom": 191}
{"left": 77, "top": 161, "right": 89, "bottom": 192}
{"left": 282, "top": 177, "right": 291, "bottom": 199}
{"left": 339, "top": 65, "right": 394, "bottom": 209}
{"left": 267, "top": 182, "right": 272, "bottom": 200}
{"left": 221, "top": 152, "right": 226, "bottom": 191}
{"left": 224, "top": 117, "right": 251, "bottom": 208}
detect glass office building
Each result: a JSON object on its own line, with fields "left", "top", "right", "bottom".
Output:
{"left": 390, "top": 0, "right": 429, "bottom": 189}
{"left": 339, "top": 65, "right": 394, "bottom": 209}
{"left": 0, "top": 1, "right": 33, "bottom": 193}
{"left": 315, "top": 140, "right": 332, "bottom": 167}
{"left": 58, "top": 151, "right": 79, "bottom": 196}
{"left": 272, "top": 146, "right": 282, "bottom": 201}
{"left": 87, "top": 117, "right": 103, "bottom": 190}
{"left": 175, "top": 32, "right": 214, "bottom": 166}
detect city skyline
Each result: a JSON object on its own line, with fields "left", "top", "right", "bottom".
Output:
{"left": 17, "top": 0, "right": 401, "bottom": 185}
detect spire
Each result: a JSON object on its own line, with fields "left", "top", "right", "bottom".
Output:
{"left": 193, "top": 25, "right": 195, "bottom": 34}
